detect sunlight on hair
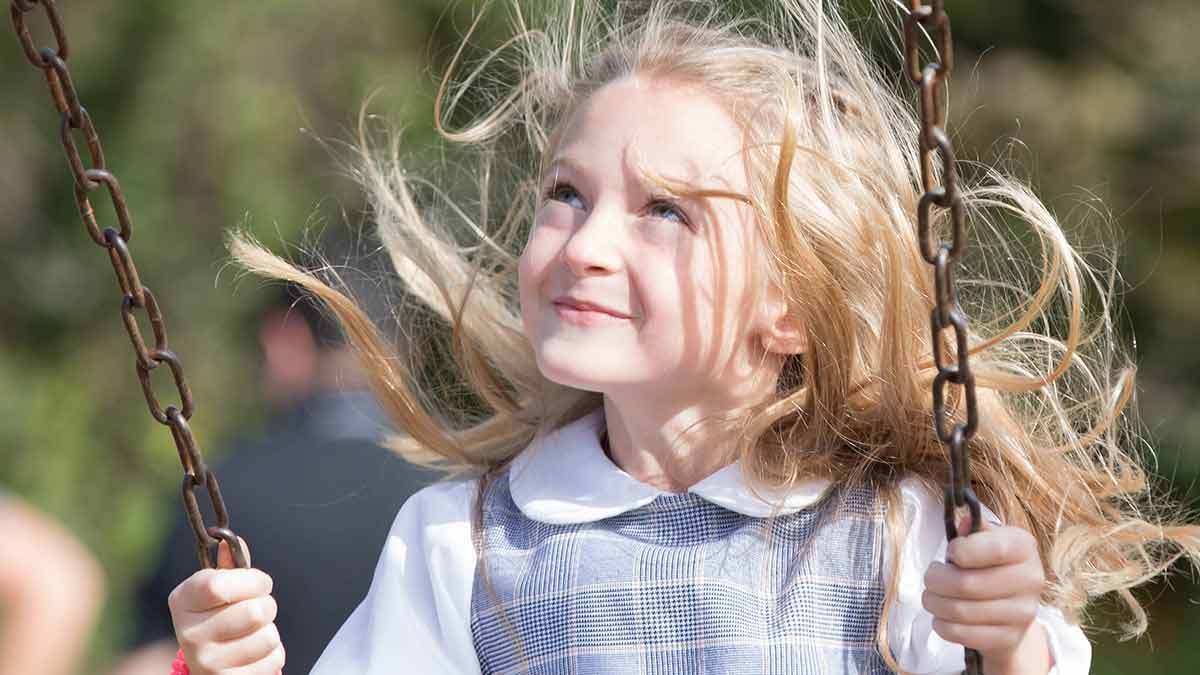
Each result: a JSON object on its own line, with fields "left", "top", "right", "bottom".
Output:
{"left": 227, "top": 1, "right": 1200, "bottom": 666}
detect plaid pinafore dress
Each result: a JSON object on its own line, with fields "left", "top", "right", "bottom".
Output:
{"left": 469, "top": 470, "right": 895, "bottom": 674}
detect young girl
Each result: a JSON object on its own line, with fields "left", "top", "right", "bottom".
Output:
{"left": 167, "top": 1, "right": 1200, "bottom": 673}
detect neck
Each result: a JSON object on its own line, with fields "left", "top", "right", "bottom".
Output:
{"left": 588, "top": 340, "right": 785, "bottom": 494}
{"left": 600, "top": 394, "right": 754, "bottom": 494}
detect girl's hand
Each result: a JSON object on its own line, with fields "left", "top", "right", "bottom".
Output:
{"left": 922, "top": 516, "right": 1053, "bottom": 675}
{"left": 167, "top": 538, "right": 285, "bottom": 675}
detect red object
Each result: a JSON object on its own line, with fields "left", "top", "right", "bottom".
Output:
{"left": 169, "top": 647, "right": 282, "bottom": 674}
{"left": 171, "top": 648, "right": 189, "bottom": 675}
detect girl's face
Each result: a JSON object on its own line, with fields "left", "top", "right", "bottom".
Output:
{"left": 518, "top": 76, "right": 780, "bottom": 404}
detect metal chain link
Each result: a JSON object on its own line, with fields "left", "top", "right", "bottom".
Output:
{"left": 9, "top": 0, "right": 249, "bottom": 572}
{"left": 10, "top": 0, "right": 992, "bottom": 666}
{"left": 903, "top": 2, "right": 983, "bottom": 673}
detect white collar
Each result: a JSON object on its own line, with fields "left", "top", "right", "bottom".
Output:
{"left": 508, "top": 409, "right": 832, "bottom": 524}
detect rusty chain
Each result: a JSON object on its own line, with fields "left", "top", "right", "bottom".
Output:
{"left": 10, "top": 0, "right": 993, "bottom": 668}
{"left": 904, "top": 2, "right": 983, "bottom": 673}
{"left": 9, "top": 0, "right": 249, "bottom": 572}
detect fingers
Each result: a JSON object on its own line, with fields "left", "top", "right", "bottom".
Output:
{"left": 179, "top": 595, "right": 279, "bottom": 643}
{"left": 953, "top": 509, "right": 994, "bottom": 538}
{"left": 921, "top": 589, "right": 1037, "bottom": 626}
{"left": 170, "top": 568, "right": 274, "bottom": 613}
{"left": 222, "top": 645, "right": 285, "bottom": 675}
{"left": 947, "top": 525, "right": 1037, "bottom": 569}
{"left": 167, "top": 541, "right": 281, "bottom": 675}
{"left": 929, "top": 521, "right": 1048, "bottom": 661}
{"left": 218, "top": 536, "right": 251, "bottom": 569}
{"left": 924, "top": 560, "right": 1043, "bottom": 601}
{"left": 930, "top": 619, "right": 1031, "bottom": 655}
{"left": 183, "top": 624, "right": 285, "bottom": 675}
{"left": 215, "top": 595, "right": 279, "bottom": 641}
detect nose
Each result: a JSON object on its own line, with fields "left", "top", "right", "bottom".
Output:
{"left": 560, "top": 204, "right": 623, "bottom": 277}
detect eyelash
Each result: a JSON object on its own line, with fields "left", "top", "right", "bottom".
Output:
{"left": 542, "top": 181, "right": 692, "bottom": 228}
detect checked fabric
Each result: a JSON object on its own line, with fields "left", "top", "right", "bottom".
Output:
{"left": 470, "top": 471, "right": 896, "bottom": 674}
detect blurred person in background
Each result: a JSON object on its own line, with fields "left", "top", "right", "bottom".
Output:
{"left": 0, "top": 492, "right": 105, "bottom": 675}
{"left": 107, "top": 277, "right": 432, "bottom": 675}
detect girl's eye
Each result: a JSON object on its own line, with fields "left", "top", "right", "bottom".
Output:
{"left": 647, "top": 199, "right": 690, "bottom": 227}
{"left": 544, "top": 182, "right": 585, "bottom": 210}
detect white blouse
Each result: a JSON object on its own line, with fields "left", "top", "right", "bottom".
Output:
{"left": 310, "top": 410, "right": 1090, "bottom": 674}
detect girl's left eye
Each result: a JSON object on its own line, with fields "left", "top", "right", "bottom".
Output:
{"left": 647, "top": 199, "right": 689, "bottom": 226}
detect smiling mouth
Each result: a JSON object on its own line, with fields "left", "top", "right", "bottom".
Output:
{"left": 553, "top": 302, "right": 631, "bottom": 326}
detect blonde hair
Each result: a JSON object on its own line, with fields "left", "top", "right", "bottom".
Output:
{"left": 229, "top": 0, "right": 1200, "bottom": 668}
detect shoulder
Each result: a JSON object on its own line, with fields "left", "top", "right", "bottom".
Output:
{"left": 386, "top": 479, "right": 479, "bottom": 560}
{"left": 398, "top": 478, "right": 478, "bottom": 524}
{"left": 894, "top": 475, "right": 945, "bottom": 518}
{"left": 311, "top": 477, "right": 482, "bottom": 675}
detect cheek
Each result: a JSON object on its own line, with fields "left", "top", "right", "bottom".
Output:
{"left": 683, "top": 221, "right": 758, "bottom": 338}
{"left": 517, "top": 224, "right": 562, "bottom": 328}
{"left": 516, "top": 249, "right": 539, "bottom": 335}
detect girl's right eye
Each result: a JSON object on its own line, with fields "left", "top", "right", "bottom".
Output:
{"left": 544, "top": 182, "right": 586, "bottom": 210}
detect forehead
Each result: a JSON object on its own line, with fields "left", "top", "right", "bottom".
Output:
{"left": 552, "top": 76, "right": 748, "bottom": 190}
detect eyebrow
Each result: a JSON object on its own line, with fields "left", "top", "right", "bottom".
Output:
{"left": 545, "top": 155, "right": 587, "bottom": 179}
{"left": 544, "top": 154, "right": 753, "bottom": 207}
{"left": 545, "top": 154, "right": 686, "bottom": 193}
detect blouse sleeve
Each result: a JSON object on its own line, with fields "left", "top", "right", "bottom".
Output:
{"left": 883, "top": 478, "right": 1092, "bottom": 675}
{"left": 309, "top": 479, "right": 481, "bottom": 675}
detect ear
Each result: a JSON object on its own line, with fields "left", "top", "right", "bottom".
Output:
{"left": 757, "top": 283, "right": 807, "bottom": 356}
{"left": 760, "top": 317, "right": 807, "bottom": 355}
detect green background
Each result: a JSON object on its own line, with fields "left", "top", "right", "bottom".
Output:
{"left": 1, "top": 1, "right": 1196, "bottom": 672}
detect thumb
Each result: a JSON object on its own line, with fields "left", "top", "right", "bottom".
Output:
{"left": 955, "top": 510, "right": 990, "bottom": 538}
{"left": 217, "top": 536, "right": 250, "bottom": 569}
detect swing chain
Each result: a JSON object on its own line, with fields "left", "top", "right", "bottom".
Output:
{"left": 904, "top": 2, "right": 983, "bottom": 674}
{"left": 9, "top": 0, "right": 249, "bottom": 572}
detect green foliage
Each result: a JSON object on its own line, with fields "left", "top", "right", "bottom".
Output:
{"left": 0, "top": 1, "right": 1196, "bottom": 671}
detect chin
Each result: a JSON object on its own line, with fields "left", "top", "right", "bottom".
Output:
{"left": 533, "top": 343, "right": 619, "bottom": 392}
{"left": 536, "top": 357, "right": 607, "bottom": 392}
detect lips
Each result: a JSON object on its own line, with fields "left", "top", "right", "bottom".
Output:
{"left": 552, "top": 296, "right": 632, "bottom": 319}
